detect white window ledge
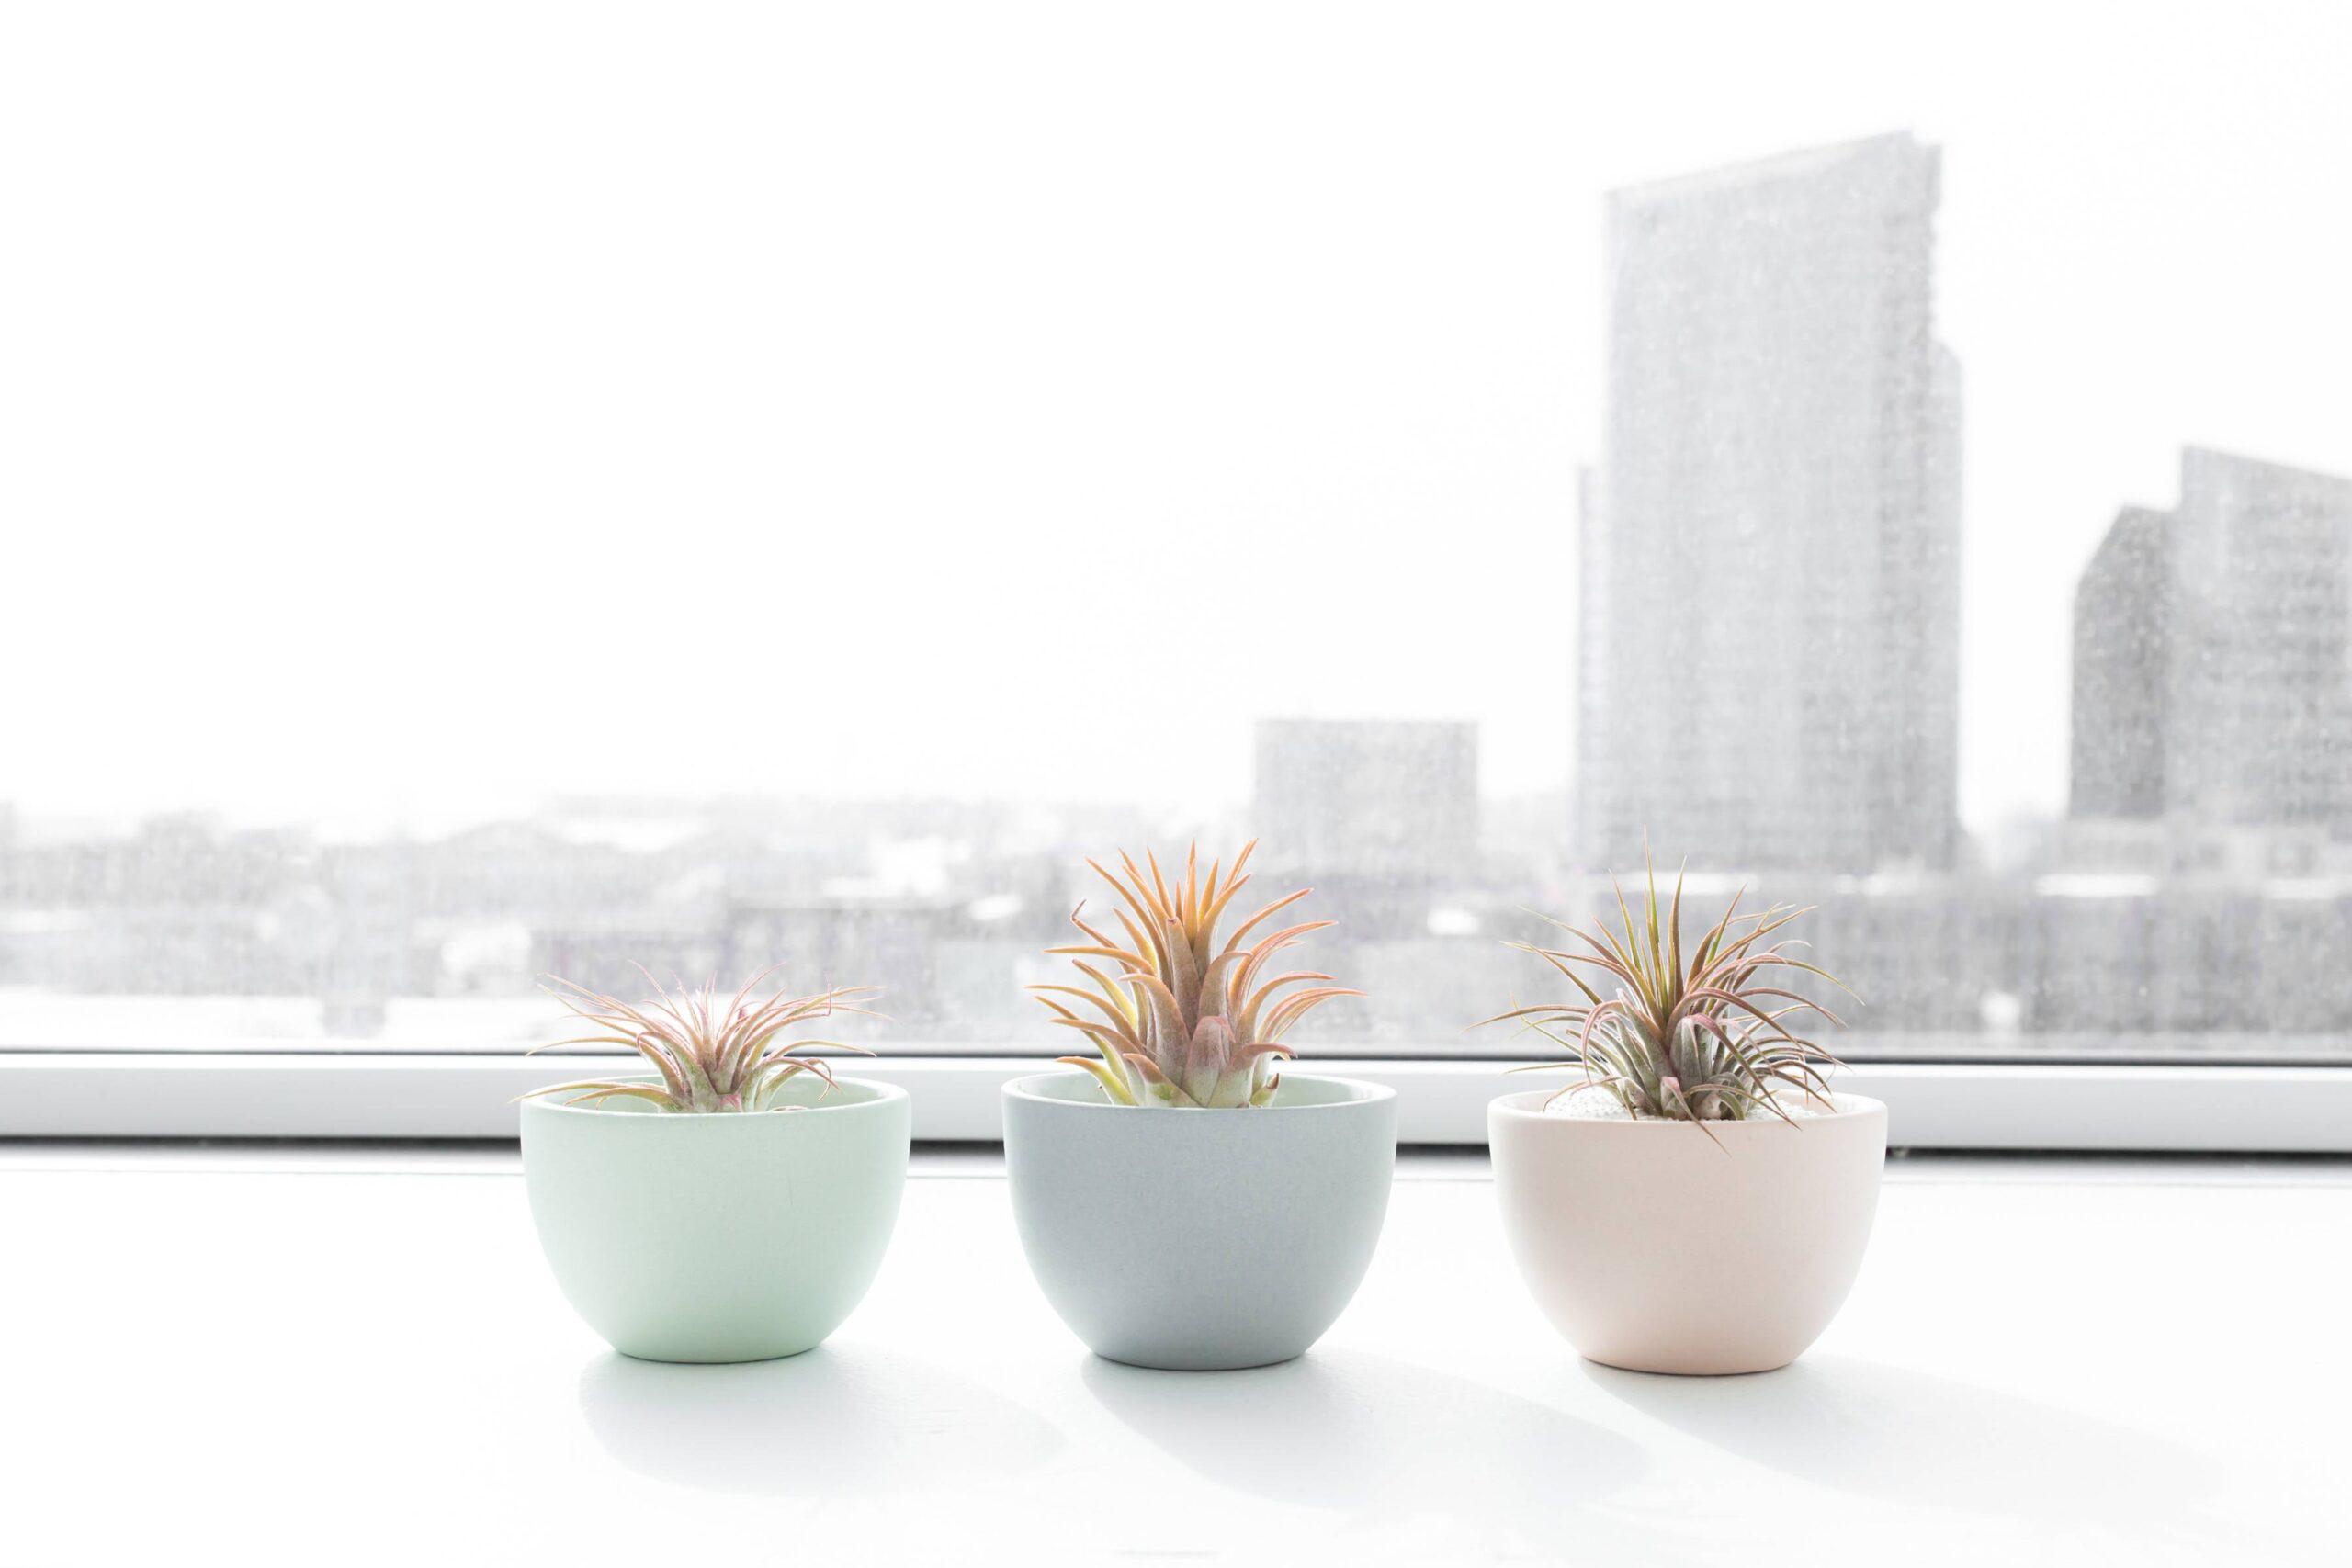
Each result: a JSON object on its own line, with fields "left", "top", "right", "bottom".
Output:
{"left": 0, "top": 1146, "right": 2343, "bottom": 1563}
{"left": 4, "top": 1052, "right": 2350, "bottom": 1151}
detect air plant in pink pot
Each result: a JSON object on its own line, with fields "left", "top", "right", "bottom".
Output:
{"left": 1483, "top": 857, "right": 1889, "bottom": 1375}
{"left": 1482, "top": 865, "right": 1849, "bottom": 1126}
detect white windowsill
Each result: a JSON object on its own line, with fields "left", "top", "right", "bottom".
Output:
{"left": 5, "top": 1051, "right": 2352, "bottom": 1151}
{"left": 3, "top": 1145, "right": 2342, "bottom": 1564}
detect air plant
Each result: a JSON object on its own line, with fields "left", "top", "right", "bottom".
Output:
{"left": 520, "top": 967, "right": 881, "bottom": 1113}
{"left": 1483, "top": 860, "right": 1851, "bottom": 1125}
{"left": 1032, "top": 840, "right": 1362, "bottom": 1108}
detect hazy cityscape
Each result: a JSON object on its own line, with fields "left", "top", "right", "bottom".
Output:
{"left": 5, "top": 132, "right": 2346, "bottom": 1062}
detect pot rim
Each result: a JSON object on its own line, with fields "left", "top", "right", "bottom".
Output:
{"left": 520, "top": 1074, "right": 906, "bottom": 1121}
{"left": 1488, "top": 1086, "right": 1885, "bottom": 1127}
{"left": 1004, "top": 1069, "right": 1396, "bottom": 1114}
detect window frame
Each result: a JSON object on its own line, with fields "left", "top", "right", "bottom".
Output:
{"left": 4, "top": 1049, "right": 2348, "bottom": 1151}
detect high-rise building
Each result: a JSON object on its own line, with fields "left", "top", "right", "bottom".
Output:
{"left": 2070, "top": 509, "right": 2172, "bottom": 818}
{"left": 2070, "top": 447, "right": 2352, "bottom": 836}
{"left": 1577, "top": 133, "right": 1962, "bottom": 873}
{"left": 1253, "top": 719, "right": 1477, "bottom": 881}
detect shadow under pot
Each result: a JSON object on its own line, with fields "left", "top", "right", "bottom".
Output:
{"left": 1487, "top": 1089, "right": 1887, "bottom": 1376}
{"left": 522, "top": 1076, "right": 910, "bottom": 1363}
{"left": 1002, "top": 1072, "right": 1397, "bottom": 1371}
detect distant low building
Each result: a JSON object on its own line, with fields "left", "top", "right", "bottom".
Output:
{"left": 530, "top": 919, "right": 728, "bottom": 1008}
{"left": 1252, "top": 719, "right": 1477, "bottom": 881}
{"left": 723, "top": 895, "right": 957, "bottom": 1034}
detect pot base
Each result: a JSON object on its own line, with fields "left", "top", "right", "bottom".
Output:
{"left": 1581, "top": 1350, "right": 1796, "bottom": 1378}
{"left": 1091, "top": 1344, "right": 1309, "bottom": 1373}
{"left": 614, "top": 1337, "right": 824, "bottom": 1366}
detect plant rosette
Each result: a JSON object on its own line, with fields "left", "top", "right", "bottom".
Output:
{"left": 1487, "top": 1088, "right": 1885, "bottom": 1374}
{"left": 523, "top": 1074, "right": 910, "bottom": 1363}
{"left": 1003, "top": 1069, "right": 1396, "bottom": 1371}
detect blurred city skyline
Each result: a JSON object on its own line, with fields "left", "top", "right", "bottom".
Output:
{"left": 6, "top": 4, "right": 2352, "bottom": 840}
{"left": 8, "top": 121, "right": 2341, "bottom": 866}
{"left": 6, "top": 95, "right": 2350, "bottom": 1052}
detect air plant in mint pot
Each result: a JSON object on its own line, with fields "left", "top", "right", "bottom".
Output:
{"left": 517, "top": 968, "right": 911, "bottom": 1363}
{"left": 1482, "top": 859, "right": 1890, "bottom": 1375}
{"left": 523, "top": 970, "right": 880, "bottom": 1113}
{"left": 1002, "top": 841, "right": 1399, "bottom": 1371}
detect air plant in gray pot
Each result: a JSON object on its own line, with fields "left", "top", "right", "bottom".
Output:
{"left": 1031, "top": 842, "right": 1361, "bottom": 1107}
{"left": 1002, "top": 842, "right": 1398, "bottom": 1370}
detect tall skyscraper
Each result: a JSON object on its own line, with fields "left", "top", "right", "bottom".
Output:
{"left": 1577, "top": 133, "right": 1962, "bottom": 873}
{"left": 2071, "top": 447, "right": 2352, "bottom": 836}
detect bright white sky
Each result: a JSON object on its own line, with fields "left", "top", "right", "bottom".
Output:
{"left": 4, "top": 1, "right": 2346, "bottom": 841}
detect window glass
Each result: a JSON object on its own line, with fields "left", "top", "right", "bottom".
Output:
{"left": 4, "top": 3, "right": 2346, "bottom": 1060}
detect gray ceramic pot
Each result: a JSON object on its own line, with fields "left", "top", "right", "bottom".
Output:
{"left": 1002, "top": 1071, "right": 1397, "bottom": 1371}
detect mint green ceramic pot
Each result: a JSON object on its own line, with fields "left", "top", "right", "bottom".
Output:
{"left": 1002, "top": 1072, "right": 1397, "bottom": 1371}
{"left": 521, "top": 1076, "right": 910, "bottom": 1363}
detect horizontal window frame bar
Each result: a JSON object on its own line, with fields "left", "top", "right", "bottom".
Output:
{"left": 4, "top": 1030, "right": 2342, "bottom": 1069}
{"left": 3, "top": 1052, "right": 2348, "bottom": 1152}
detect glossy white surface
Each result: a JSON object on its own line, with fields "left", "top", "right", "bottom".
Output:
{"left": 4, "top": 1147, "right": 2346, "bottom": 1565}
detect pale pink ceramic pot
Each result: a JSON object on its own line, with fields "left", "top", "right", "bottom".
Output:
{"left": 1487, "top": 1089, "right": 1887, "bottom": 1375}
